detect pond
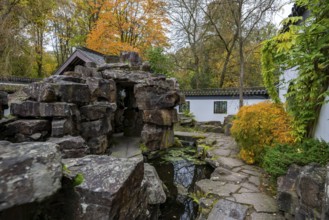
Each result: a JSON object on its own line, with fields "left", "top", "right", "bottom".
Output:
{"left": 148, "top": 145, "right": 213, "bottom": 220}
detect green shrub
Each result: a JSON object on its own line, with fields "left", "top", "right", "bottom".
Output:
{"left": 262, "top": 139, "right": 329, "bottom": 179}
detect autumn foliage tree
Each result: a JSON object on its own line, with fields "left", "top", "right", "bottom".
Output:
{"left": 86, "top": 0, "right": 170, "bottom": 55}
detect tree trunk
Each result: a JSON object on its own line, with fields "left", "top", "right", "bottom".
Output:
{"left": 219, "top": 45, "right": 234, "bottom": 88}
{"left": 238, "top": 21, "right": 244, "bottom": 108}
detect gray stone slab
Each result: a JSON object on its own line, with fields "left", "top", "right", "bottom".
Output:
{"left": 240, "top": 182, "right": 260, "bottom": 192}
{"left": 210, "top": 149, "right": 232, "bottom": 157}
{"left": 250, "top": 212, "right": 285, "bottom": 220}
{"left": 207, "top": 199, "right": 249, "bottom": 220}
{"left": 211, "top": 167, "right": 248, "bottom": 183}
{"left": 233, "top": 193, "right": 278, "bottom": 213}
{"left": 249, "top": 176, "right": 260, "bottom": 186}
{"left": 174, "top": 131, "right": 208, "bottom": 139}
{"left": 0, "top": 141, "right": 62, "bottom": 211}
{"left": 110, "top": 136, "right": 142, "bottom": 158}
{"left": 216, "top": 157, "right": 245, "bottom": 170}
{"left": 238, "top": 187, "right": 255, "bottom": 193}
{"left": 196, "top": 179, "right": 240, "bottom": 198}
{"left": 241, "top": 169, "right": 261, "bottom": 177}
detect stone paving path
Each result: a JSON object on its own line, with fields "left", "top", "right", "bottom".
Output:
{"left": 194, "top": 132, "right": 285, "bottom": 220}
{"left": 109, "top": 133, "right": 142, "bottom": 158}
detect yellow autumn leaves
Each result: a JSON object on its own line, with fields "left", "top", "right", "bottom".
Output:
{"left": 231, "top": 101, "right": 295, "bottom": 164}
{"left": 86, "top": 0, "right": 169, "bottom": 56}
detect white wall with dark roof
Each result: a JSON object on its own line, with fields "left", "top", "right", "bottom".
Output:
{"left": 179, "top": 97, "right": 268, "bottom": 123}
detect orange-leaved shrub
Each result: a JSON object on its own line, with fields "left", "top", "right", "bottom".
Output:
{"left": 231, "top": 101, "right": 295, "bottom": 164}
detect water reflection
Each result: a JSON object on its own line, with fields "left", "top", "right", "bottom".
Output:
{"left": 173, "top": 160, "right": 195, "bottom": 188}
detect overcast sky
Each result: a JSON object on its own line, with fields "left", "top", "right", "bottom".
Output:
{"left": 273, "top": 2, "right": 294, "bottom": 27}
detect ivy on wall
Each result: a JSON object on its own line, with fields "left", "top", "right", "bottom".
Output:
{"left": 261, "top": 0, "right": 329, "bottom": 141}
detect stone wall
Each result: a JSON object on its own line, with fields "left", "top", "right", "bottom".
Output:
{"left": 277, "top": 163, "right": 328, "bottom": 219}
{"left": 0, "top": 53, "right": 183, "bottom": 155}
{"left": 0, "top": 91, "right": 8, "bottom": 119}
{"left": 0, "top": 53, "right": 176, "bottom": 219}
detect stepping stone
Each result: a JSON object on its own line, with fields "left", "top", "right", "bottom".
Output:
{"left": 208, "top": 199, "right": 249, "bottom": 220}
{"left": 241, "top": 169, "right": 261, "bottom": 177}
{"left": 216, "top": 157, "right": 245, "bottom": 170}
{"left": 250, "top": 212, "right": 285, "bottom": 220}
{"left": 249, "top": 176, "right": 260, "bottom": 186}
{"left": 209, "top": 149, "right": 231, "bottom": 157}
{"left": 238, "top": 187, "right": 255, "bottom": 193}
{"left": 195, "top": 179, "right": 240, "bottom": 198}
{"left": 240, "top": 182, "right": 260, "bottom": 193}
{"left": 232, "top": 193, "right": 278, "bottom": 213}
{"left": 210, "top": 167, "right": 248, "bottom": 183}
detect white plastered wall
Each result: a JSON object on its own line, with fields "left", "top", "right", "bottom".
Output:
{"left": 180, "top": 98, "right": 267, "bottom": 123}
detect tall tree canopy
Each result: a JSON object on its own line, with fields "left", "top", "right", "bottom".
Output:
{"left": 86, "top": 0, "right": 170, "bottom": 55}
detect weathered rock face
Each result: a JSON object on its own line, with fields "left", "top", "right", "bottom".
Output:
{"left": 0, "top": 141, "right": 62, "bottom": 211}
{"left": 195, "top": 121, "right": 223, "bottom": 133}
{"left": 142, "top": 163, "right": 166, "bottom": 205}
{"left": 63, "top": 155, "right": 148, "bottom": 220}
{"left": 141, "top": 124, "right": 174, "bottom": 151}
{"left": 3, "top": 119, "right": 51, "bottom": 142}
{"left": 0, "top": 91, "right": 8, "bottom": 119}
{"left": 5, "top": 52, "right": 181, "bottom": 153}
{"left": 48, "top": 135, "right": 89, "bottom": 158}
{"left": 277, "top": 164, "right": 327, "bottom": 219}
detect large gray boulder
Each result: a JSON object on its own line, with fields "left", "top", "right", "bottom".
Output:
{"left": 0, "top": 91, "right": 8, "bottom": 119}
{"left": 26, "top": 81, "right": 91, "bottom": 104}
{"left": 143, "top": 109, "right": 178, "bottom": 126}
{"left": 141, "top": 124, "right": 174, "bottom": 151}
{"left": 277, "top": 164, "right": 327, "bottom": 219}
{"left": 3, "top": 119, "right": 51, "bottom": 142}
{"left": 80, "top": 118, "right": 112, "bottom": 139}
{"left": 86, "top": 77, "right": 116, "bottom": 102}
{"left": 0, "top": 141, "right": 62, "bottom": 211}
{"left": 51, "top": 118, "right": 77, "bottom": 137}
{"left": 63, "top": 155, "right": 148, "bottom": 220}
{"left": 142, "top": 163, "right": 166, "bottom": 205}
{"left": 11, "top": 101, "right": 79, "bottom": 118}
{"left": 48, "top": 135, "right": 89, "bottom": 158}
{"left": 80, "top": 102, "right": 116, "bottom": 121}
{"left": 296, "top": 164, "right": 326, "bottom": 219}
{"left": 277, "top": 164, "right": 301, "bottom": 215}
{"left": 135, "top": 85, "right": 182, "bottom": 110}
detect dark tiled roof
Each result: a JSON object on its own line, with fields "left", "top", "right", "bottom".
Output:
{"left": 182, "top": 87, "right": 268, "bottom": 96}
{"left": 54, "top": 47, "right": 107, "bottom": 75}
{"left": 77, "top": 47, "right": 106, "bottom": 65}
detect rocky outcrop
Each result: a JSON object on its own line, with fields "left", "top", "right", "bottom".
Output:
{"left": 0, "top": 52, "right": 181, "bottom": 219}
{"left": 3, "top": 52, "right": 182, "bottom": 153}
{"left": 48, "top": 135, "right": 89, "bottom": 158}
{"left": 195, "top": 121, "right": 223, "bottom": 133}
{"left": 0, "top": 91, "right": 8, "bottom": 119}
{"left": 142, "top": 163, "right": 166, "bottom": 205}
{"left": 63, "top": 155, "right": 148, "bottom": 220}
{"left": 0, "top": 141, "right": 62, "bottom": 211}
{"left": 277, "top": 164, "right": 327, "bottom": 219}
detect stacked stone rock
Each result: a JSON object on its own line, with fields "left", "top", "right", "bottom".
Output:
{"left": 0, "top": 53, "right": 174, "bottom": 219}
{"left": 0, "top": 55, "right": 183, "bottom": 157}
{"left": 0, "top": 91, "right": 8, "bottom": 119}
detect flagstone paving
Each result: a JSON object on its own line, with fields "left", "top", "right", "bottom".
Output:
{"left": 194, "top": 132, "right": 284, "bottom": 220}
